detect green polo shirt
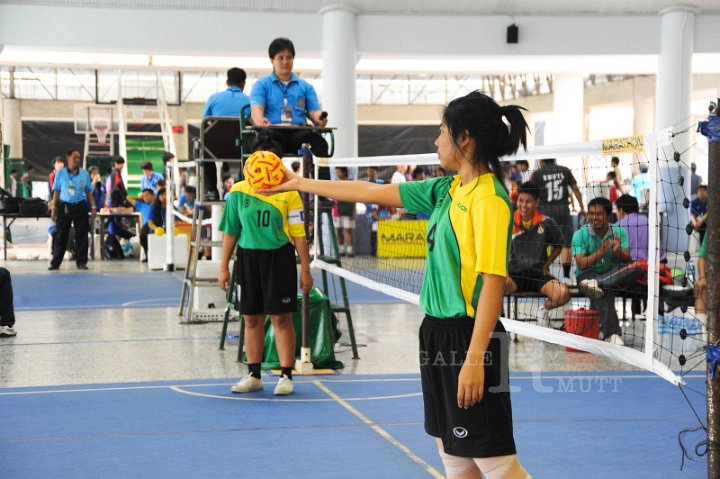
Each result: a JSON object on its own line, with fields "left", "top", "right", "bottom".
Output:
{"left": 699, "top": 235, "right": 707, "bottom": 259}
{"left": 572, "top": 223, "right": 629, "bottom": 276}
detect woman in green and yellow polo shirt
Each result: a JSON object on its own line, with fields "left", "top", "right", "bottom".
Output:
{"left": 266, "top": 91, "right": 531, "bottom": 479}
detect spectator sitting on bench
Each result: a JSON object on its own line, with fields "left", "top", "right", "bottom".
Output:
{"left": 504, "top": 181, "right": 570, "bottom": 327}
{"left": 148, "top": 187, "right": 167, "bottom": 234}
{"left": 140, "top": 161, "right": 164, "bottom": 192}
{"left": 125, "top": 189, "right": 155, "bottom": 261}
{"left": 572, "top": 197, "right": 644, "bottom": 346}
{"left": 106, "top": 188, "right": 135, "bottom": 243}
{"left": 178, "top": 185, "right": 196, "bottom": 214}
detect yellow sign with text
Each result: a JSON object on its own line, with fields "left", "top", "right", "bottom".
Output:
{"left": 378, "top": 220, "right": 428, "bottom": 258}
{"left": 601, "top": 135, "right": 644, "bottom": 154}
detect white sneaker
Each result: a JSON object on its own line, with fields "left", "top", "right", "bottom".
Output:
{"left": 231, "top": 374, "right": 263, "bottom": 394}
{"left": 535, "top": 305, "right": 549, "bottom": 328}
{"left": 605, "top": 334, "right": 625, "bottom": 346}
{"left": 274, "top": 375, "right": 294, "bottom": 396}
{"left": 578, "top": 279, "right": 604, "bottom": 299}
{"left": 0, "top": 325, "right": 17, "bottom": 337}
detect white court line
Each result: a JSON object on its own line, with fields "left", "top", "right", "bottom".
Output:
{"left": 0, "top": 373, "right": 703, "bottom": 396}
{"left": 121, "top": 297, "right": 178, "bottom": 307}
{"left": 313, "top": 380, "right": 445, "bottom": 479}
{"left": 169, "top": 385, "right": 421, "bottom": 402}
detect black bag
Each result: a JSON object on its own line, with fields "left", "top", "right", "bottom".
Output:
{"left": 102, "top": 234, "right": 125, "bottom": 260}
{"left": 0, "top": 187, "right": 20, "bottom": 213}
{"left": 19, "top": 198, "right": 50, "bottom": 216}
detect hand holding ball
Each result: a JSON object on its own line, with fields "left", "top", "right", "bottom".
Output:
{"left": 244, "top": 151, "right": 285, "bottom": 190}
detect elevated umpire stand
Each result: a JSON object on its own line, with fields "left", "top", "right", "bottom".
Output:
{"left": 178, "top": 114, "right": 249, "bottom": 324}
{"left": 210, "top": 115, "right": 359, "bottom": 363}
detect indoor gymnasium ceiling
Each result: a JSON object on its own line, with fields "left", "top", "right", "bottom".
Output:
{"left": 1, "top": 0, "right": 719, "bottom": 14}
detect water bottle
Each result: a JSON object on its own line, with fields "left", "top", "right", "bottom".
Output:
{"left": 686, "top": 259, "right": 696, "bottom": 286}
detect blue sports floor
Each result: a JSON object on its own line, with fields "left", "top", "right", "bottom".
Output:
{"left": 12, "top": 271, "right": 400, "bottom": 310}
{"left": 0, "top": 372, "right": 706, "bottom": 478}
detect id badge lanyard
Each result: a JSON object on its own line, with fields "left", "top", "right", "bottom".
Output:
{"left": 279, "top": 82, "right": 293, "bottom": 125}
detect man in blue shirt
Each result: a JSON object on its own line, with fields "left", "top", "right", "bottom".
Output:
{"left": 126, "top": 189, "right": 155, "bottom": 262}
{"left": 202, "top": 68, "right": 250, "bottom": 200}
{"left": 49, "top": 149, "right": 96, "bottom": 270}
{"left": 140, "top": 161, "right": 164, "bottom": 192}
{"left": 178, "top": 185, "right": 196, "bottom": 213}
{"left": 251, "top": 37, "right": 331, "bottom": 181}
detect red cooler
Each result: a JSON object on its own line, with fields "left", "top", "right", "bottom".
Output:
{"left": 564, "top": 309, "right": 600, "bottom": 352}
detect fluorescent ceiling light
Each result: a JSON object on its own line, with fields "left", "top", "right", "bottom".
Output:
{"left": 0, "top": 48, "right": 148, "bottom": 67}
{"left": 0, "top": 47, "right": 718, "bottom": 76}
{"left": 151, "top": 55, "right": 322, "bottom": 71}
{"left": 356, "top": 55, "right": 659, "bottom": 75}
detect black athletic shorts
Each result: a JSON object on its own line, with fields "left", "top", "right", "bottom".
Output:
{"left": 236, "top": 243, "right": 297, "bottom": 315}
{"left": 419, "top": 316, "right": 516, "bottom": 458}
{"left": 540, "top": 204, "right": 573, "bottom": 247}
{"left": 509, "top": 269, "right": 556, "bottom": 294}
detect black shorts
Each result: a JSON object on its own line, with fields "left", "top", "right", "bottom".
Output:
{"left": 236, "top": 243, "right": 297, "bottom": 315}
{"left": 509, "top": 269, "right": 556, "bottom": 294}
{"left": 540, "top": 204, "right": 573, "bottom": 247}
{"left": 419, "top": 316, "right": 516, "bottom": 458}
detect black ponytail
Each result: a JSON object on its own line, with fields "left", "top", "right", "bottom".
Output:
{"left": 442, "top": 91, "right": 529, "bottom": 191}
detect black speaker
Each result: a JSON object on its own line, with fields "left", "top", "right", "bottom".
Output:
{"left": 507, "top": 24, "right": 519, "bottom": 44}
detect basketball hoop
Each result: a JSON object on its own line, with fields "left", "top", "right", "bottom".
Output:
{"left": 95, "top": 126, "right": 109, "bottom": 146}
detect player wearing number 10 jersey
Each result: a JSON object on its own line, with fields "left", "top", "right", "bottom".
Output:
{"left": 218, "top": 173, "right": 313, "bottom": 397}
{"left": 530, "top": 158, "right": 585, "bottom": 280}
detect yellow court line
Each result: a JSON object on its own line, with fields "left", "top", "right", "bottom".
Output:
{"left": 313, "top": 380, "right": 444, "bottom": 479}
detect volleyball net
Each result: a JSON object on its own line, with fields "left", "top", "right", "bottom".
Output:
{"left": 311, "top": 126, "right": 710, "bottom": 386}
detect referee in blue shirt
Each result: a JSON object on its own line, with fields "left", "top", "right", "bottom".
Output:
{"left": 251, "top": 37, "right": 330, "bottom": 180}
{"left": 202, "top": 67, "right": 250, "bottom": 200}
{"left": 49, "top": 149, "right": 96, "bottom": 270}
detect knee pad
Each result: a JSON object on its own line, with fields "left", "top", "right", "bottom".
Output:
{"left": 473, "top": 454, "right": 531, "bottom": 479}
{"left": 437, "top": 447, "right": 477, "bottom": 478}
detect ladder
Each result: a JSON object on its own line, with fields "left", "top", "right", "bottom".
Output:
{"left": 178, "top": 115, "right": 251, "bottom": 323}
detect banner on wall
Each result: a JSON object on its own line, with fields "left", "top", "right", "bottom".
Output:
{"left": 377, "top": 219, "right": 428, "bottom": 258}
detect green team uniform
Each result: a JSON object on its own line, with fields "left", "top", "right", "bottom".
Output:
{"left": 220, "top": 181, "right": 305, "bottom": 248}
{"left": 219, "top": 181, "right": 305, "bottom": 314}
{"left": 399, "top": 173, "right": 517, "bottom": 459}
{"left": 399, "top": 174, "right": 512, "bottom": 318}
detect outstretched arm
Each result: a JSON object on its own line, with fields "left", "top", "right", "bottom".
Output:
{"left": 267, "top": 170, "right": 403, "bottom": 209}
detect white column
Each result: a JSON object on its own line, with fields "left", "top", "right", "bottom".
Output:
{"left": 320, "top": 5, "right": 358, "bottom": 159}
{"left": 655, "top": 6, "right": 696, "bottom": 133}
{"left": 2, "top": 99, "right": 22, "bottom": 160}
{"left": 655, "top": 6, "right": 697, "bottom": 253}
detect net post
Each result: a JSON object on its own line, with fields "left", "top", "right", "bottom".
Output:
{"left": 704, "top": 99, "right": 720, "bottom": 478}
{"left": 645, "top": 132, "right": 660, "bottom": 361}
{"left": 296, "top": 143, "right": 313, "bottom": 375}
